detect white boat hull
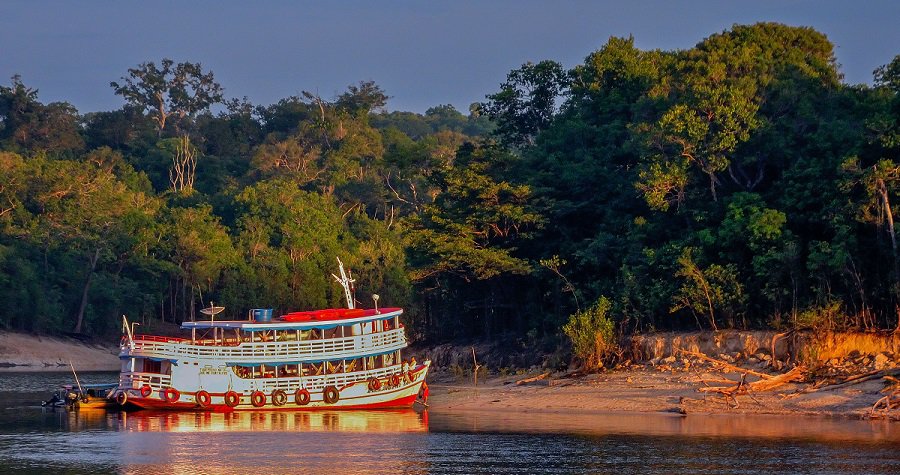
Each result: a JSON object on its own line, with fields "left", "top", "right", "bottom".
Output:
{"left": 117, "top": 361, "right": 430, "bottom": 411}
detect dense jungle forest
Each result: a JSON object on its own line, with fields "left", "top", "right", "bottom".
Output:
{"left": 1, "top": 23, "right": 899, "bottom": 345}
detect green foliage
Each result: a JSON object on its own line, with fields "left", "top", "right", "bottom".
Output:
{"left": 3, "top": 23, "right": 900, "bottom": 342}
{"left": 0, "top": 76, "right": 84, "bottom": 155}
{"left": 407, "top": 142, "right": 542, "bottom": 281}
{"left": 562, "top": 297, "right": 616, "bottom": 370}
{"left": 671, "top": 248, "right": 745, "bottom": 330}
{"left": 110, "top": 59, "right": 224, "bottom": 135}
{"left": 795, "top": 300, "right": 846, "bottom": 331}
{"left": 481, "top": 60, "right": 568, "bottom": 147}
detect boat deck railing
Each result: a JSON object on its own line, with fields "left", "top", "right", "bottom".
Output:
{"left": 117, "top": 363, "right": 426, "bottom": 395}
{"left": 119, "top": 372, "right": 172, "bottom": 391}
{"left": 252, "top": 363, "right": 426, "bottom": 392}
{"left": 123, "top": 327, "right": 407, "bottom": 363}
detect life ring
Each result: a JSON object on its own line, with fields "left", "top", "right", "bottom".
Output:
{"left": 407, "top": 371, "right": 415, "bottom": 382}
{"left": 271, "top": 389, "right": 287, "bottom": 406}
{"left": 195, "top": 390, "right": 211, "bottom": 408}
{"left": 322, "top": 385, "right": 340, "bottom": 404}
{"left": 251, "top": 390, "right": 266, "bottom": 407}
{"left": 224, "top": 391, "right": 240, "bottom": 407}
{"left": 295, "top": 388, "right": 311, "bottom": 406}
{"left": 140, "top": 385, "right": 152, "bottom": 398}
{"left": 391, "top": 374, "right": 400, "bottom": 387}
{"left": 116, "top": 391, "right": 128, "bottom": 406}
{"left": 163, "top": 387, "right": 180, "bottom": 403}
{"left": 372, "top": 378, "right": 382, "bottom": 391}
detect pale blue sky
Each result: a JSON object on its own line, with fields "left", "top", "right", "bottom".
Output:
{"left": 1, "top": 1, "right": 897, "bottom": 114}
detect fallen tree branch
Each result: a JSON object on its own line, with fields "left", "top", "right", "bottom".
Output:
{"left": 677, "top": 349, "right": 774, "bottom": 380}
{"left": 697, "top": 366, "right": 805, "bottom": 396}
{"left": 747, "top": 366, "right": 805, "bottom": 392}
{"left": 516, "top": 372, "right": 551, "bottom": 386}
{"left": 794, "top": 368, "right": 900, "bottom": 395}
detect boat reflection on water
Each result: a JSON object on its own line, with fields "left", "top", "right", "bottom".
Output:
{"left": 113, "top": 410, "right": 431, "bottom": 475}
{"left": 119, "top": 408, "right": 428, "bottom": 433}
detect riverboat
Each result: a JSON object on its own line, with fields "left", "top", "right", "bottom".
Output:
{"left": 113, "top": 261, "right": 430, "bottom": 411}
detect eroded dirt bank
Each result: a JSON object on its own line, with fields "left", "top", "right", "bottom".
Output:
{"left": 0, "top": 332, "right": 119, "bottom": 372}
{"left": 418, "top": 330, "right": 899, "bottom": 420}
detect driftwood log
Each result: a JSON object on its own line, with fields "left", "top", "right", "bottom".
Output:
{"left": 699, "top": 366, "right": 805, "bottom": 395}
{"left": 790, "top": 368, "right": 900, "bottom": 396}
{"left": 516, "top": 372, "right": 551, "bottom": 386}
{"left": 677, "top": 349, "right": 774, "bottom": 380}
{"left": 870, "top": 375, "right": 900, "bottom": 418}
{"left": 681, "top": 350, "right": 805, "bottom": 408}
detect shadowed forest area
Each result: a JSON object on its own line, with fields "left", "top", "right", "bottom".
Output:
{"left": 1, "top": 23, "right": 899, "bottom": 348}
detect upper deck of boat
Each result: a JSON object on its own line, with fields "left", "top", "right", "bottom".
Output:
{"left": 180, "top": 307, "right": 402, "bottom": 332}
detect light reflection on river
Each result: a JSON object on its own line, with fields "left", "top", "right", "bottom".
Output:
{"left": 1, "top": 372, "right": 898, "bottom": 474}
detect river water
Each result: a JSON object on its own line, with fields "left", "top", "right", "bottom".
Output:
{"left": 1, "top": 372, "right": 898, "bottom": 474}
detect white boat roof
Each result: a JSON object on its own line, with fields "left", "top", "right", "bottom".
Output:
{"left": 181, "top": 308, "right": 403, "bottom": 331}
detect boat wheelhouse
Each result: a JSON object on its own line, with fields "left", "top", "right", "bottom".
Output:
{"left": 114, "top": 263, "right": 429, "bottom": 411}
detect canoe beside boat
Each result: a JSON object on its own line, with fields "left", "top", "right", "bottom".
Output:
{"left": 43, "top": 383, "right": 119, "bottom": 410}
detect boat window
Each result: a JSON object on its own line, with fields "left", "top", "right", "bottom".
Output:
{"left": 143, "top": 359, "right": 162, "bottom": 374}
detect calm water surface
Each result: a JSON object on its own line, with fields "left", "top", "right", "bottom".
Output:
{"left": 1, "top": 372, "right": 898, "bottom": 474}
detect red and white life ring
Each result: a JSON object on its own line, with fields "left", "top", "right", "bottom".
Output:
{"left": 224, "top": 391, "right": 240, "bottom": 407}
{"left": 195, "top": 390, "right": 211, "bottom": 408}
{"left": 140, "top": 385, "right": 152, "bottom": 398}
{"left": 322, "top": 386, "right": 340, "bottom": 404}
{"left": 271, "top": 389, "right": 287, "bottom": 406}
{"left": 163, "top": 387, "right": 180, "bottom": 403}
{"left": 251, "top": 390, "right": 266, "bottom": 407}
{"left": 295, "top": 388, "right": 311, "bottom": 406}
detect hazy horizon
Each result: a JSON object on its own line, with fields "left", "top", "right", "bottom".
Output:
{"left": 1, "top": 1, "right": 898, "bottom": 114}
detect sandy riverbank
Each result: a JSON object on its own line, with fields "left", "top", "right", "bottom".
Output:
{"left": 0, "top": 332, "right": 120, "bottom": 372}
{"left": 2, "top": 329, "right": 896, "bottom": 421}
{"left": 425, "top": 363, "right": 897, "bottom": 420}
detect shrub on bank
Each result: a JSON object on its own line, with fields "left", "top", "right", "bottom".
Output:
{"left": 563, "top": 296, "right": 616, "bottom": 370}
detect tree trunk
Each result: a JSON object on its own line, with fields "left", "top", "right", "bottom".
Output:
{"left": 691, "top": 266, "right": 718, "bottom": 331}
{"left": 879, "top": 178, "right": 900, "bottom": 282}
{"left": 708, "top": 172, "right": 719, "bottom": 202}
{"left": 73, "top": 248, "right": 101, "bottom": 334}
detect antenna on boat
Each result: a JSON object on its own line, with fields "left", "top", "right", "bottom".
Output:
{"left": 195, "top": 284, "right": 202, "bottom": 322}
{"left": 332, "top": 257, "right": 356, "bottom": 309}
{"left": 68, "top": 361, "right": 84, "bottom": 396}
{"left": 122, "top": 315, "right": 133, "bottom": 346}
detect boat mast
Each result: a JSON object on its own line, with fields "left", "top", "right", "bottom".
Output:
{"left": 332, "top": 257, "right": 356, "bottom": 309}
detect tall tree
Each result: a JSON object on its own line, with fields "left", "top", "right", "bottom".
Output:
{"left": 0, "top": 75, "right": 84, "bottom": 155}
{"left": 111, "top": 59, "right": 224, "bottom": 136}
{"left": 481, "top": 60, "right": 568, "bottom": 148}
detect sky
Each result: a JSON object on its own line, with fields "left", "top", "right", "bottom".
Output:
{"left": 0, "top": 1, "right": 898, "bottom": 115}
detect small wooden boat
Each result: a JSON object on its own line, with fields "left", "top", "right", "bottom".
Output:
{"left": 43, "top": 383, "right": 119, "bottom": 410}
